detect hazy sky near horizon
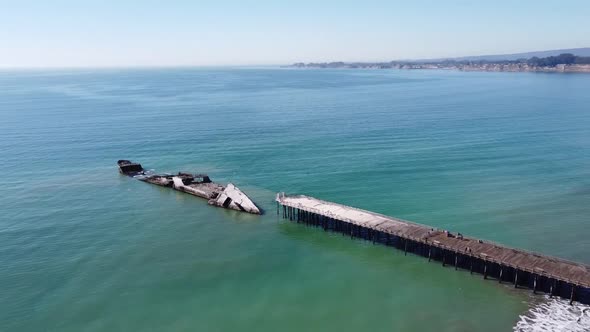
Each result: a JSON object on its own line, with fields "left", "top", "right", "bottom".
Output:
{"left": 2, "top": 0, "right": 590, "bottom": 68}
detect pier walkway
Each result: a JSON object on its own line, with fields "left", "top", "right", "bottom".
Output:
{"left": 276, "top": 193, "right": 590, "bottom": 305}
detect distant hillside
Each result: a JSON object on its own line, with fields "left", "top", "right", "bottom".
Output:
{"left": 427, "top": 48, "right": 590, "bottom": 62}
{"left": 291, "top": 50, "right": 590, "bottom": 73}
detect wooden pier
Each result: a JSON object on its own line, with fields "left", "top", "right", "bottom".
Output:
{"left": 276, "top": 193, "right": 590, "bottom": 305}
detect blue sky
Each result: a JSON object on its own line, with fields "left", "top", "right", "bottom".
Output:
{"left": 1, "top": 0, "right": 589, "bottom": 67}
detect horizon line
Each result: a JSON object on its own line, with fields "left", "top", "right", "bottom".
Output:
{"left": 1, "top": 46, "right": 588, "bottom": 70}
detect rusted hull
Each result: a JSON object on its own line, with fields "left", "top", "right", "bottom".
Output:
{"left": 118, "top": 160, "right": 261, "bottom": 214}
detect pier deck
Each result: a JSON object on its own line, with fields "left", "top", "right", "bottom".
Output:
{"left": 276, "top": 193, "right": 590, "bottom": 304}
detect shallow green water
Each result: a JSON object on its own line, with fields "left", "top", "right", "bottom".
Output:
{"left": 1, "top": 68, "right": 589, "bottom": 331}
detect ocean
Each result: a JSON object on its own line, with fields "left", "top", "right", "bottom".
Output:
{"left": 1, "top": 68, "right": 589, "bottom": 331}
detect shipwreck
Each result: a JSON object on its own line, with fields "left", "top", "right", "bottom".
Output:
{"left": 117, "top": 160, "right": 261, "bottom": 214}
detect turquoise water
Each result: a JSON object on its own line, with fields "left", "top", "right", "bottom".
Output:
{"left": 1, "top": 68, "right": 589, "bottom": 331}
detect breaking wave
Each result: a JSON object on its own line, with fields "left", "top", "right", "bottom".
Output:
{"left": 514, "top": 297, "right": 590, "bottom": 332}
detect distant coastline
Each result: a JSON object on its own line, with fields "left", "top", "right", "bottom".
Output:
{"left": 289, "top": 53, "right": 590, "bottom": 73}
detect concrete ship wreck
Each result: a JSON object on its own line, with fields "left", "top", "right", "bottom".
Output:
{"left": 117, "top": 160, "right": 261, "bottom": 214}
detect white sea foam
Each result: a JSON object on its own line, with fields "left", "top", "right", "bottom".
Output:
{"left": 514, "top": 297, "right": 590, "bottom": 332}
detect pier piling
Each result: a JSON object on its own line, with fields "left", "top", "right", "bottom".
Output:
{"left": 276, "top": 193, "right": 590, "bottom": 305}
